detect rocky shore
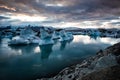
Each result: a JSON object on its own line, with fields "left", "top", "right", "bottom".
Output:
{"left": 39, "top": 42, "right": 120, "bottom": 80}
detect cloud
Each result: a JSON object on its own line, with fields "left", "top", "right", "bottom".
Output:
{"left": 0, "top": 16, "right": 10, "bottom": 20}
{"left": 0, "top": 0, "right": 120, "bottom": 28}
{"left": 0, "top": 5, "right": 16, "bottom": 12}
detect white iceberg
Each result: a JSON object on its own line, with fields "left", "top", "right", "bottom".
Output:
{"left": 8, "top": 36, "right": 30, "bottom": 45}
{"left": 59, "top": 29, "right": 73, "bottom": 42}
{"left": 39, "top": 28, "right": 54, "bottom": 45}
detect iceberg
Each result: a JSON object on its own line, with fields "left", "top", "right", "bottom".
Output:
{"left": 39, "top": 28, "right": 74, "bottom": 45}
{"left": 39, "top": 28, "right": 54, "bottom": 45}
{"left": 59, "top": 29, "right": 73, "bottom": 42}
{"left": 8, "top": 36, "right": 30, "bottom": 45}
{"left": 8, "top": 27, "right": 40, "bottom": 45}
{"left": 52, "top": 30, "right": 60, "bottom": 40}
{"left": 8, "top": 27, "right": 74, "bottom": 46}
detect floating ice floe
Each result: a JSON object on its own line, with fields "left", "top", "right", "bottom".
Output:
{"left": 8, "top": 27, "right": 74, "bottom": 46}
{"left": 39, "top": 28, "right": 54, "bottom": 45}
{"left": 59, "top": 29, "right": 73, "bottom": 42}
{"left": 8, "top": 27, "right": 39, "bottom": 45}
{"left": 8, "top": 36, "right": 30, "bottom": 45}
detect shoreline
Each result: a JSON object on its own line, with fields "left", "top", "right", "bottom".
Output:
{"left": 40, "top": 42, "right": 120, "bottom": 80}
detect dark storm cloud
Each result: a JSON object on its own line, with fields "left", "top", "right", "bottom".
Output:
{"left": 0, "top": 0, "right": 120, "bottom": 27}
{"left": 61, "top": 0, "right": 120, "bottom": 21}
{"left": 0, "top": 0, "right": 120, "bottom": 17}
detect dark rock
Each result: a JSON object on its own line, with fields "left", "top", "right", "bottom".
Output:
{"left": 81, "top": 65, "right": 120, "bottom": 80}
{"left": 116, "top": 55, "right": 120, "bottom": 64}
{"left": 103, "top": 42, "right": 120, "bottom": 56}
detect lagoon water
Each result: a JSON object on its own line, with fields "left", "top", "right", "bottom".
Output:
{"left": 0, "top": 35, "right": 120, "bottom": 80}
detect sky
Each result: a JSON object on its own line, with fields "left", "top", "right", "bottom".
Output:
{"left": 0, "top": 0, "right": 120, "bottom": 28}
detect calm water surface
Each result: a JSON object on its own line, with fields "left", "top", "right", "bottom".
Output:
{"left": 0, "top": 35, "right": 120, "bottom": 80}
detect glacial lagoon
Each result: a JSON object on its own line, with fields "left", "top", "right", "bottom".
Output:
{"left": 0, "top": 35, "right": 120, "bottom": 80}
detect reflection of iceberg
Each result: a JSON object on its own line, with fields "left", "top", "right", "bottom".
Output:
{"left": 67, "top": 38, "right": 73, "bottom": 44}
{"left": 9, "top": 44, "right": 38, "bottom": 55}
{"left": 60, "top": 41, "right": 67, "bottom": 50}
{"left": 90, "top": 35, "right": 98, "bottom": 40}
{"left": 0, "top": 37, "right": 2, "bottom": 43}
{"left": 60, "top": 39, "right": 73, "bottom": 50}
{"left": 39, "top": 44, "right": 53, "bottom": 59}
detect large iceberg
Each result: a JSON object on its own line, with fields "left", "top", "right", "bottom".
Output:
{"left": 8, "top": 36, "right": 30, "bottom": 45}
{"left": 39, "top": 28, "right": 54, "bottom": 45}
{"left": 8, "top": 27, "right": 40, "bottom": 45}
{"left": 8, "top": 27, "right": 74, "bottom": 46}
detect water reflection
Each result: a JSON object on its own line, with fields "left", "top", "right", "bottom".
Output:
{"left": 99, "top": 37, "right": 120, "bottom": 45}
{"left": 3, "top": 39, "right": 73, "bottom": 59}
{"left": 60, "top": 41, "right": 67, "bottom": 50}
{"left": 74, "top": 35, "right": 120, "bottom": 45}
{"left": 9, "top": 44, "right": 38, "bottom": 55}
{"left": 0, "top": 35, "right": 120, "bottom": 80}
{"left": 39, "top": 39, "right": 73, "bottom": 59}
{"left": 0, "top": 38, "right": 1, "bottom": 43}
{"left": 89, "top": 35, "right": 98, "bottom": 40}
{"left": 34, "top": 46, "right": 41, "bottom": 53}
{"left": 60, "top": 39, "right": 73, "bottom": 50}
{"left": 39, "top": 44, "right": 53, "bottom": 59}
